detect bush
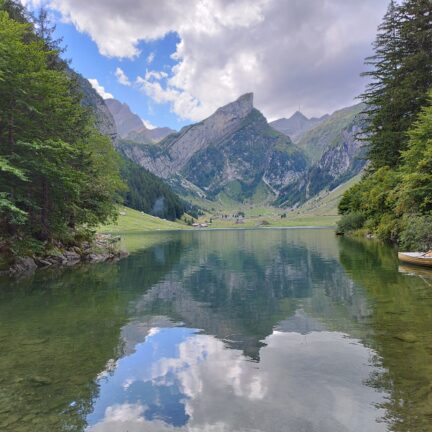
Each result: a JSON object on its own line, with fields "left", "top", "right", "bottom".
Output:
{"left": 336, "top": 212, "right": 365, "bottom": 234}
{"left": 375, "top": 213, "right": 400, "bottom": 243}
{"left": 399, "top": 214, "right": 432, "bottom": 251}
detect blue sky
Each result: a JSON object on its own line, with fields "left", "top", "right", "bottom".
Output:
{"left": 55, "top": 20, "right": 187, "bottom": 130}
{"left": 25, "top": 0, "right": 388, "bottom": 131}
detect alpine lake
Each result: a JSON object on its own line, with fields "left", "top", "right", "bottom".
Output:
{"left": 1, "top": 228, "right": 432, "bottom": 432}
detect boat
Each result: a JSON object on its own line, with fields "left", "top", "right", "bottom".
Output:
{"left": 398, "top": 252, "right": 432, "bottom": 268}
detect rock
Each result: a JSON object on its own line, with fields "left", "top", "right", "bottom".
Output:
{"left": 63, "top": 251, "right": 81, "bottom": 261}
{"left": 86, "top": 253, "right": 110, "bottom": 263}
{"left": 34, "top": 258, "right": 52, "bottom": 268}
{"left": 9, "top": 257, "right": 37, "bottom": 276}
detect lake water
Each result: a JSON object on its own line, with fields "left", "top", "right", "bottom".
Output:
{"left": 1, "top": 228, "right": 432, "bottom": 432}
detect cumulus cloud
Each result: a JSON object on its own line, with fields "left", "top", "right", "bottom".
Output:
{"left": 115, "top": 67, "right": 131, "bottom": 86}
{"left": 49, "top": 0, "right": 388, "bottom": 121}
{"left": 88, "top": 78, "right": 113, "bottom": 99}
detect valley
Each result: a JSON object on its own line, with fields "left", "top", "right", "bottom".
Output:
{"left": 100, "top": 90, "right": 366, "bottom": 230}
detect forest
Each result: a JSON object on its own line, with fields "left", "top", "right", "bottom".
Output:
{"left": 0, "top": 1, "right": 186, "bottom": 265}
{"left": 338, "top": 0, "right": 432, "bottom": 251}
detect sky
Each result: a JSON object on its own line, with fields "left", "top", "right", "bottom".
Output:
{"left": 21, "top": 0, "right": 389, "bottom": 130}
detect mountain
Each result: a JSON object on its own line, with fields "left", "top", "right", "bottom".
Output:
{"left": 125, "top": 125, "right": 175, "bottom": 144}
{"left": 118, "top": 93, "right": 309, "bottom": 202}
{"left": 70, "top": 71, "right": 117, "bottom": 141}
{"left": 276, "top": 103, "right": 367, "bottom": 207}
{"left": 270, "top": 112, "right": 328, "bottom": 143}
{"left": 73, "top": 83, "right": 188, "bottom": 220}
{"left": 105, "top": 98, "right": 143, "bottom": 137}
{"left": 106, "top": 98, "right": 175, "bottom": 144}
{"left": 296, "top": 104, "right": 365, "bottom": 163}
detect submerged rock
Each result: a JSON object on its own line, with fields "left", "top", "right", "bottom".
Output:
{"left": 9, "top": 257, "right": 37, "bottom": 276}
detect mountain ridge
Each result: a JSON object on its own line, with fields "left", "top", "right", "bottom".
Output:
{"left": 270, "top": 111, "right": 329, "bottom": 143}
{"left": 105, "top": 97, "right": 175, "bottom": 144}
{"left": 119, "top": 93, "right": 309, "bottom": 201}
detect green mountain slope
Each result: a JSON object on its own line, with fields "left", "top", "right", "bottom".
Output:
{"left": 276, "top": 104, "right": 367, "bottom": 207}
{"left": 297, "top": 104, "right": 365, "bottom": 163}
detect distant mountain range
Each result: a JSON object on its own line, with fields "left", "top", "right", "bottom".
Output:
{"left": 275, "top": 104, "right": 366, "bottom": 206}
{"left": 270, "top": 111, "right": 329, "bottom": 143}
{"left": 105, "top": 98, "right": 175, "bottom": 144}
{"left": 117, "top": 93, "right": 309, "bottom": 202}
{"left": 115, "top": 94, "right": 366, "bottom": 206}
{"left": 83, "top": 79, "right": 366, "bottom": 208}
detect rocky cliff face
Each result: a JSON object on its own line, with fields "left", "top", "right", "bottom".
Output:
{"left": 105, "top": 98, "right": 143, "bottom": 138}
{"left": 70, "top": 71, "right": 117, "bottom": 141}
{"left": 119, "top": 93, "right": 308, "bottom": 201}
{"left": 106, "top": 98, "right": 175, "bottom": 144}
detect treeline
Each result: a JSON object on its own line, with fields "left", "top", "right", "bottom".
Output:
{"left": 120, "top": 157, "right": 184, "bottom": 220}
{"left": 338, "top": 0, "right": 432, "bottom": 251}
{"left": 0, "top": 1, "right": 124, "bottom": 256}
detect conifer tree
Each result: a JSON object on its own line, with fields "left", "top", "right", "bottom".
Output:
{"left": 361, "top": 0, "right": 432, "bottom": 169}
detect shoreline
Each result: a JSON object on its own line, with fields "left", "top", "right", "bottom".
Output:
{"left": 101, "top": 225, "right": 337, "bottom": 236}
{"left": 1, "top": 234, "right": 128, "bottom": 279}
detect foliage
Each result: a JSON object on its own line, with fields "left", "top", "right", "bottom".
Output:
{"left": 398, "top": 215, "right": 432, "bottom": 251}
{"left": 336, "top": 212, "right": 365, "bottom": 234}
{"left": 120, "top": 156, "right": 184, "bottom": 221}
{"left": 0, "top": 7, "right": 124, "bottom": 253}
{"left": 360, "top": 0, "right": 432, "bottom": 169}
{"left": 340, "top": 0, "right": 432, "bottom": 250}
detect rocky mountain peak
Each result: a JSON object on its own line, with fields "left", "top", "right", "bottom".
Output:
{"left": 215, "top": 93, "right": 253, "bottom": 118}
{"left": 291, "top": 111, "right": 308, "bottom": 121}
{"left": 105, "top": 98, "right": 144, "bottom": 138}
{"left": 270, "top": 109, "right": 328, "bottom": 143}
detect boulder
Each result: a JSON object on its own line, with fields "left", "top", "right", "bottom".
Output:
{"left": 9, "top": 257, "right": 37, "bottom": 276}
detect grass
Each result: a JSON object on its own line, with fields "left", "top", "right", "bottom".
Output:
{"left": 99, "top": 207, "right": 186, "bottom": 234}
{"left": 295, "top": 173, "right": 362, "bottom": 216}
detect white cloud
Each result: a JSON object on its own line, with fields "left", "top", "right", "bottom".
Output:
{"left": 141, "top": 118, "right": 156, "bottom": 129}
{"left": 88, "top": 78, "right": 113, "bottom": 99}
{"left": 144, "top": 70, "right": 168, "bottom": 81}
{"left": 115, "top": 67, "right": 131, "bottom": 86}
{"left": 49, "top": 0, "right": 388, "bottom": 121}
{"left": 147, "top": 52, "right": 155, "bottom": 64}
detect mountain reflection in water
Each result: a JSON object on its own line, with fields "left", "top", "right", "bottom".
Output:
{"left": 1, "top": 229, "right": 431, "bottom": 432}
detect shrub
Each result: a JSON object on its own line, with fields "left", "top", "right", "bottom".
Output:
{"left": 375, "top": 213, "right": 400, "bottom": 243}
{"left": 336, "top": 212, "right": 365, "bottom": 234}
{"left": 399, "top": 214, "right": 432, "bottom": 251}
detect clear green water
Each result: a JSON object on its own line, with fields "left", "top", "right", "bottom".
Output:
{"left": 1, "top": 228, "right": 432, "bottom": 432}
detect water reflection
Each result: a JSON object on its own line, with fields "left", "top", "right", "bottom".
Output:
{"left": 89, "top": 326, "right": 385, "bottom": 432}
{"left": 0, "top": 229, "right": 430, "bottom": 431}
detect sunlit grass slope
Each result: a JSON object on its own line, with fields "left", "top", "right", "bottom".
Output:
{"left": 99, "top": 207, "right": 185, "bottom": 234}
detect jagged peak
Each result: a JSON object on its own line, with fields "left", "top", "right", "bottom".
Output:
{"left": 213, "top": 92, "right": 254, "bottom": 120}
{"left": 289, "top": 110, "right": 308, "bottom": 121}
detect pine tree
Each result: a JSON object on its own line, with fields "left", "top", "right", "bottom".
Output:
{"left": 361, "top": 0, "right": 432, "bottom": 169}
{"left": 0, "top": 8, "right": 124, "bottom": 246}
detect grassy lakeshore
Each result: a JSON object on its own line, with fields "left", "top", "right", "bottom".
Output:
{"left": 99, "top": 207, "right": 186, "bottom": 234}
{"left": 99, "top": 206, "right": 339, "bottom": 235}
